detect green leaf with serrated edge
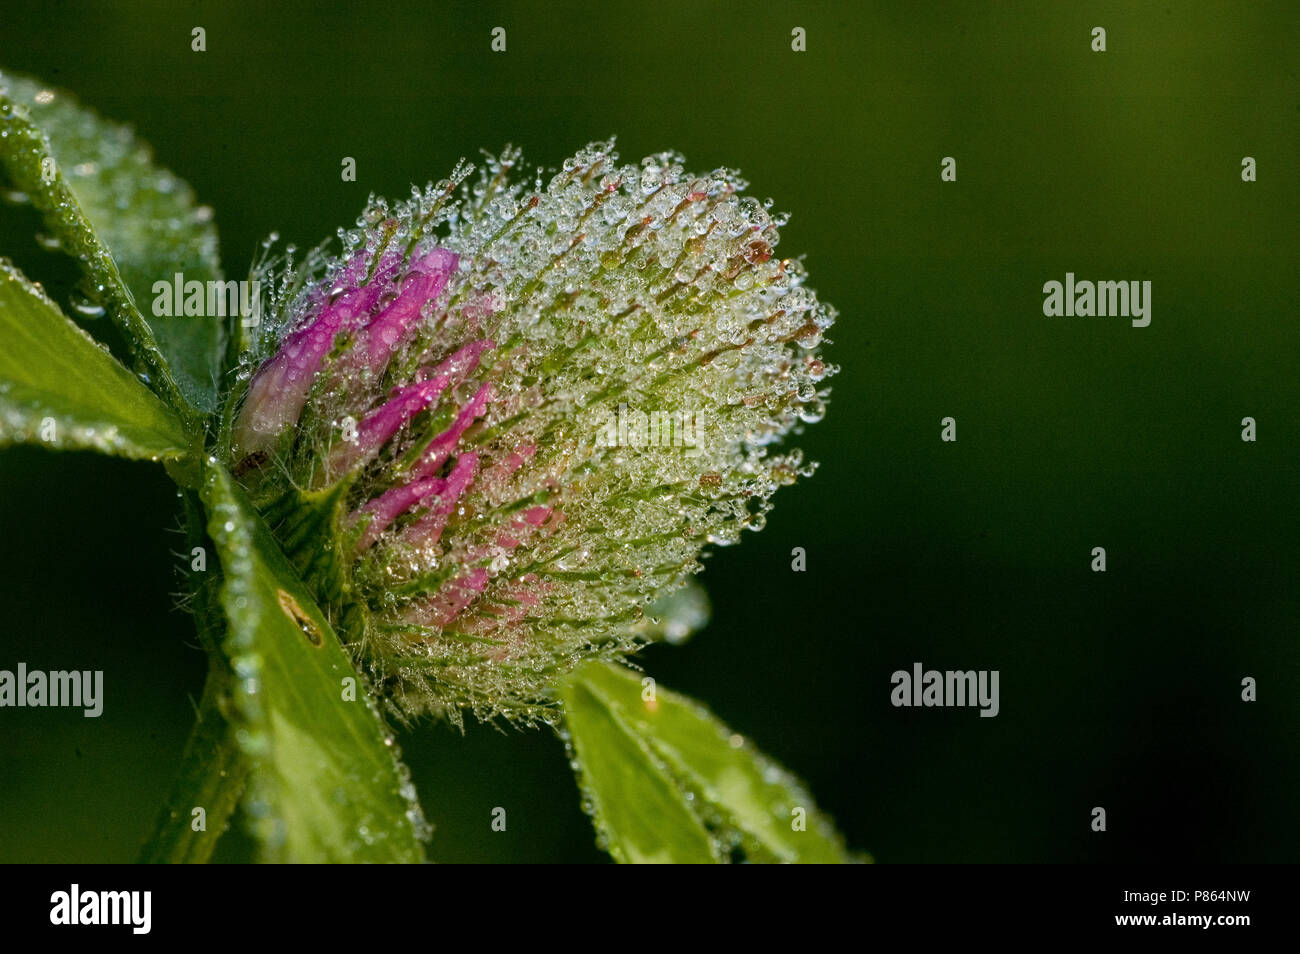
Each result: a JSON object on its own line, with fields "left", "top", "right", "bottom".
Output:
{"left": 0, "top": 258, "right": 192, "bottom": 460}
{"left": 0, "top": 71, "right": 225, "bottom": 417}
{"left": 560, "top": 677, "right": 721, "bottom": 863}
{"left": 565, "top": 660, "right": 859, "bottom": 863}
{"left": 200, "top": 461, "right": 428, "bottom": 863}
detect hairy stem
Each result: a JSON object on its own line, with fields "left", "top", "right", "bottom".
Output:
{"left": 140, "top": 490, "right": 248, "bottom": 863}
{"left": 139, "top": 666, "right": 248, "bottom": 863}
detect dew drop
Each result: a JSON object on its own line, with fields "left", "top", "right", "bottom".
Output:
{"left": 69, "top": 290, "right": 105, "bottom": 318}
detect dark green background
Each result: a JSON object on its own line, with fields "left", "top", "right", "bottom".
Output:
{"left": 1, "top": 1, "right": 1297, "bottom": 862}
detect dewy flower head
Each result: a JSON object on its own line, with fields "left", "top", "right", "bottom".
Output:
{"left": 225, "top": 141, "right": 837, "bottom": 725}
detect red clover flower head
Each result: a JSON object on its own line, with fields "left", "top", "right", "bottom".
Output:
{"left": 225, "top": 141, "right": 836, "bottom": 724}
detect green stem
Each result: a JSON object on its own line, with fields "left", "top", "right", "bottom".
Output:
{"left": 139, "top": 666, "right": 249, "bottom": 863}
{"left": 140, "top": 489, "right": 248, "bottom": 863}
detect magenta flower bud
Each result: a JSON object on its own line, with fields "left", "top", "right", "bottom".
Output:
{"left": 232, "top": 276, "right": 384, "bottom": 457}
{"left": 404, "top": 380, "right": 491, "bottom": 482}
{"left": 326, "top": 340, "right": 491, "bottom": 478}
{"left": 352, "top": 248, "right": 459, "bottom": 377}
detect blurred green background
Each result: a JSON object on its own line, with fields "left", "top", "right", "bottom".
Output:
{"left": 1, "top": 1, "right": 1297, "bottom": 862}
